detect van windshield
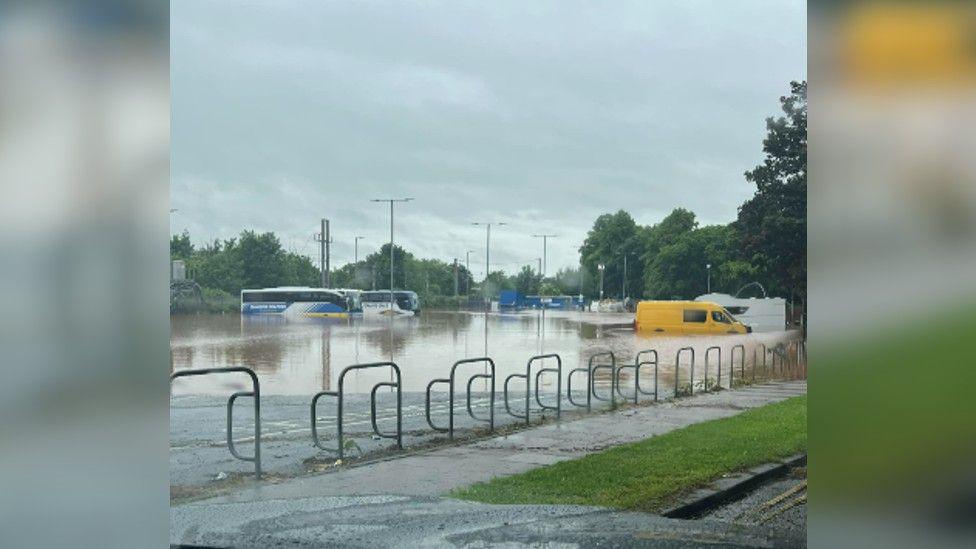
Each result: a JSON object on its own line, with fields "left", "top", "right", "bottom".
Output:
{"left": 711, "top": 310, "right": 734, "bottom": 324}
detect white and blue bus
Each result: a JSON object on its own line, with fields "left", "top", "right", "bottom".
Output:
{"left": 240, "top": 287, "right": 361, "bottom": 318}
{"left": 360, "top": 290, "right": 420, "bottom": 316}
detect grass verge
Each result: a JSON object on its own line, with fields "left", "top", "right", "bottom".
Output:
{"left": 451, "top": 395, "right": 806, "bottom": 512}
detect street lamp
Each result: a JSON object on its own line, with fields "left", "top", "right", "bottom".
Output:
{"left": 472, "top": 222, "right": 506, "bottom": 308}
{"left": 354, "top": 236, "right": 364, "bottom": 263}
{"left": 464, "top": 249, "right": 476, "bottom": 295}
{"left": 706, "top": 263, "right": 712, "bottom": 294}
{"left": 598, "top": 263, "right": 606, "bottom": 301}
{"left": 531, "top": 234, "right": 558, "bottom": 277}
{"left": 371, "top": 198, "right": 414, "bottom": 314}
{"left": 620, "top": 251, "right": 637, "bottom": 299}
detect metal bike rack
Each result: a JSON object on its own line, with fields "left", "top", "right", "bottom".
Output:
{"left": 311, "top": 361, "right": 402, "bottom": 459}
{"left": 567, "top": 351, "right": 616, "bottom": 411}
{"left": 615, "top": 349, "right": 659, "bottom": 403}
{"left": 754, "top": 342, "right": 769, "bottom": 379}
{"left": 731, "top": 344, "right": 745, "bottom": 387}
{"left": 171, "top": 367, "right": 261, "bottom": 479}
{"left": 704, "top": 346, "right": 722, "bottom": 390}
{"left": 675, "top": 347, "right": 695, "bottom": 397}
{"left": 503, "top": 354, "right": 562, "bottom": 424}
{"left": 425, "top": 357, "right": 496, "bottom": 439}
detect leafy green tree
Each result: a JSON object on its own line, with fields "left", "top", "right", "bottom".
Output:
{"left": 735, "top": 80, "right": 806, "bottom": 301}
{"left": 170, "top": 230, "right": 194, "bottom": 259}
{"left": 553, "top": 266, "right": 591, "bottom": 296}
{"left": 281, "top": 252, "right": 320, "bottom": 287}
{"left": 235, "top": 231, "right": 288, "bottom": 290}
{"left": 479, "top": 270, "right": 514, "bottom": 297}
{"left": 579, "top": 210, "right": 641, "bottom": 299}
{"left": 514, "top": 265, "right": 541, "bottom": 295}
{"left": 364, "top": 243, "right": 411, "bottom": 290}
{"left": 539, "top": 281, "right": 561, "bottom": 296}
{"left": 640, "top": 208, "right": 698, "bottom": 298}
{"left": 188, "top": 237, "right": 243, "bottom": 294}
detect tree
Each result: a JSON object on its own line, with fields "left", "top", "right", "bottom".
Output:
{"left": 640, "top": 208, "right": 698, "bottom": 298}
{"left": 735, "top": 80, "right": 807, "bottom": 301}
{"left": 539, "top": 281, "right": 561, "bottom": 296}
{"left": 365, "top": 243, "right": 411, "bottom": 290}
{"left": 553, "top": 266, "right": 591, "bottom": 296}
{"left": 514, "top": 265, "right": 541, "bottom": 295}
{"left": 170, "top": 230, "right": 193, "bottom": 259}
{"left": 481, "top": 270, "right": 514, "bottom": 296}
{"left": 579, "top": 210, "right": 641, "bottom": 299}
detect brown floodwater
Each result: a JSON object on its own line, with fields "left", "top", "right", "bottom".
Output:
{"left": 170, "top": 310, "right": 798, "bottom": 395}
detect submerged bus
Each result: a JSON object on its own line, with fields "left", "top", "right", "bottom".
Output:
{"left": 360, "top": 290, "right": 420, "bottom": 316}
{"left": 240, "top": 287, "right": 360, "bottom": 318}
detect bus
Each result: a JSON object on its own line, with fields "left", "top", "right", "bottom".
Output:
{"left": 240, "top": 287, "right": 359, "bottom": 318}
{"left": 360, "top": 290, "right": 420, "bottom": 316}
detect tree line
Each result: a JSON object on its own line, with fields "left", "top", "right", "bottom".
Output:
{"left": 171, "top": 81, "right": 805, "bottom": 306}
{"left": 578, "top": 81, "right": 806, "bottom": 303}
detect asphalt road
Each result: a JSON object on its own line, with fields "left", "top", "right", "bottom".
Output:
{"left": 172, "top": 494, "right": 803, "bottom": 548}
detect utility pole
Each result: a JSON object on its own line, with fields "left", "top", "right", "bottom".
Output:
{"left": 316, "top": 218, "right": 332, "bottom": 288}
{"left": 326, "top": 220, "right": 331, "bottom": 287}
{"left": 531, "top": 234, "right": 558, "bottom": 277}
{"left": 537, "top": 258, "right": 542, "bottom": 277}
{"left": 472, "top": 222, "right": 506, "bottom": 309}
{"left": 371, "top": 198, "right": 413, "bottom": 314}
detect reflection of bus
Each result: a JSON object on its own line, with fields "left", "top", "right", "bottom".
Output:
{"left": 240, "top": 287, "right": 358, "bottom": 318}
{"left": 360, "top": 290, "right": 420, "bottom": 316}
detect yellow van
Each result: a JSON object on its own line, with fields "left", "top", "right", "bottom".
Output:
{"left": 634, "top": 300, "right": 751, "bottom": 335}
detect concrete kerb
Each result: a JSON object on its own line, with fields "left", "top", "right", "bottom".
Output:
{"left": 661, "top": 453, "right": 807, "bottom": 519}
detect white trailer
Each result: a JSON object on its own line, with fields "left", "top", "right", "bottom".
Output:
{"left": 694, "top": 292, "right": 786, "bottom": 333}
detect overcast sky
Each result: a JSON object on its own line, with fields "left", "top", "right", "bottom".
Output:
{"left": 171, "top": 0, "right": 806, "bottom": 276}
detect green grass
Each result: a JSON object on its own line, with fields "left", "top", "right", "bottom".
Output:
{"left": 452, "top": 395, "right": 806, "bottom": 512}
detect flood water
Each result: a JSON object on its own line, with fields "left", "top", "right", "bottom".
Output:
{"left": 170, "top": 310, "right": 798, "bottom": 395}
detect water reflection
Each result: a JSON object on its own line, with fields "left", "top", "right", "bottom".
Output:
{"left": 169, "top": 311, "right": 798, "bottom": 395}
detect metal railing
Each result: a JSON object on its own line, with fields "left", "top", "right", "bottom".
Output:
{"left": 615, "top": 349, "right": 659, "bottom": 403}
{"left": 675, "top": 347, "right": 695, "bottom": 396}
{"left": 171, "top": 367, "right": 261, "bottom": 479}
{"left": 425, "top": 357, "right": 496, "bottom": 439}
{"left": 731, "top": 344, "right": 745, "bottom": 387}
{"left": 704, "top": 346, "right": 722, "bottom": 390}
{"left": 311, "top": 361, "right": 402, "bottom": 459}
{"left": 567, "top": 351, "right": 616, "bottom": 411}
{"left": 503, "top": 354, "right": 562, "bottom": 424}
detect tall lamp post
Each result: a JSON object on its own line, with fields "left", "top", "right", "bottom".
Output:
{"left": 620, "top": 251, "right": 637, "bottom": 299}
{"left": 706, "top": 263, "right": 712, "bottom": 294}
{"left": 531, "top": 234, "right": 558, "bottom": 277}
{"left": 472, "top": 222, "right": 506, "bottom": 309}
{"left": 598, "top": 263, "right": 606, "bottom": 301}
{"left": 464, "top": 249, "right": 476, "bottom": 295}
{"left": 371, "top": 198, "right": 414, "bottom": 314}
{"left": 354, "top": 236, "right": 364, "bottom": 263}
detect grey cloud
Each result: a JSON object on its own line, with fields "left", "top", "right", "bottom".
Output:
{"left": 171, "top": 0, "right": 806, "bottom": 274}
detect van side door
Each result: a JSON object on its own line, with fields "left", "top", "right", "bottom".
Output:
{"left": 682, "top": 308, "right": 709, "bottom": 334}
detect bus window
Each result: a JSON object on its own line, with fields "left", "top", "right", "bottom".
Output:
{"left": 711, "top": 311, "right": 731, "bottom": 324}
